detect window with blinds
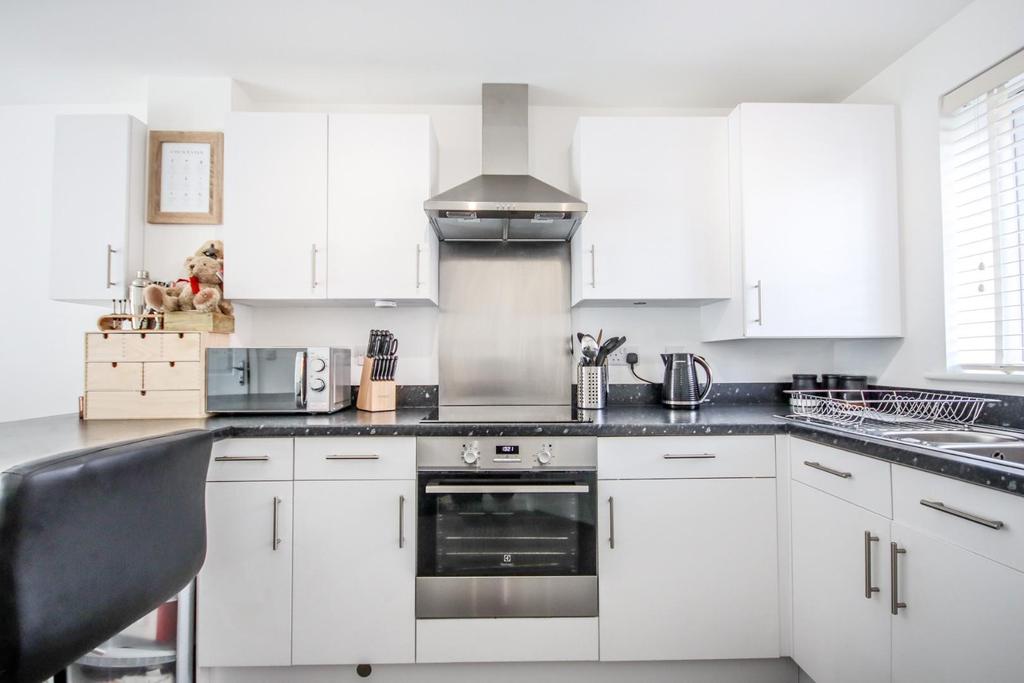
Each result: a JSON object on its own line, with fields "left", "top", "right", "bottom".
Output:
{"left": 941, "top": 49, "right": 1024, "bottom": 373}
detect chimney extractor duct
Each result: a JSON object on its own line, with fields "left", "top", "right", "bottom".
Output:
{"left": 423, "top": 84, "right": 587, "bottom": 241}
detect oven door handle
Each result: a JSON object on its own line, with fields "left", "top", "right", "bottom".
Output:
{"left": 424, "top": 484, "right": 590, "bottom": 494}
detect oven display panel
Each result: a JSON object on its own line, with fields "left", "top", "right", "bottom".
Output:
{"left": 495, "top": 445, "right": 520, "bottom": 455}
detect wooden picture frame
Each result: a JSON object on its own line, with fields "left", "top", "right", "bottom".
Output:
{"left": 147, "top": 130, "right": 223, "bottom": 224}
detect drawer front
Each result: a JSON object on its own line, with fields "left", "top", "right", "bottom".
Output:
{"left": 208, "top": 438, "right": 294, "bottom": 482}
{"left": 598, "top": 436, "right": 776, "bottom": 479}
{"left": 893, "top": 464, "right": 1024, "bottom": 571}
{"left": 86, "top": 362, "right": 142, "bottom": 391}
{"left": 790, "top": 437, "right": 892, "bottom": 517}
{"left": 162, "top": 333, "right": 202, "bottom": 361}
{"left": 85, "top": 390, "right": 203, "bottom": 419}
{"left": 144, "top": 361, "right": 201, "bottom": 390}
{"left": 123, "top": 333, "right": 164, "bottom": 361}
{"left": 85, "top": 333, "right": 126, "bottom": 362}
{"left": 294, "top": 437, "right": 416, "bottom": 480}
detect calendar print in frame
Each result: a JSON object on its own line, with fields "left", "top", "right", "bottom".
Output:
{"left": 147, "top": 130, "right": 223, "bottom": 224}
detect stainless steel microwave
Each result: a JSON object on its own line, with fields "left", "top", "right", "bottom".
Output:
{"left": 206, "top": 347, "right": 352, "bottom": 414}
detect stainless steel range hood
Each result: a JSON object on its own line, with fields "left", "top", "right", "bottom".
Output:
{"left": 424, "top": 84, "right": 587, "bottom": 241}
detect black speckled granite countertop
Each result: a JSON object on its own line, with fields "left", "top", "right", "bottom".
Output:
{"left": 4, "top": 404, "right": 1024, "bottom": 498}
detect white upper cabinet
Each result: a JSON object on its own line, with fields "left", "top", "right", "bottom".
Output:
{"left": 570, "top": 116, "right": 731, "bottom": 305}
{"left": 51, "top": 115, "right": 146, "bottom": 303}
{"left": 224, "top": 113, "right": 329, "bottom": 301}
{"left": 327, "top": 114, "right": 438, "bottom": 303}
{"left": 223, "top": 112, "right": 437, "bottom": 304}
{"left": 701, "top": 103, "right": 902, "bottom": 339}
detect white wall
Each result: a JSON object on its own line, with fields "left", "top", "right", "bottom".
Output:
{"left": 837, "top": 0, "right": 1024, "bottom": 395}
{"left": 0, "top": 103, "right": 146, "bottom": 421}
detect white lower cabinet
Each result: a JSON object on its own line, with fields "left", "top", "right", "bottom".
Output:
{"left": 197, "top": 481, "right": 293, "bottom": 667}
{"left": 891, "top": 522, "right": 1024, "bottom": 683}
{"left": 292, "top": 480, "right": 416, "bottom": 665}
{"left": 598, "top": 477, "right": 779, "bottom": 661}
{"left": 791, "top": 480, "right": 891, "bottom": 683}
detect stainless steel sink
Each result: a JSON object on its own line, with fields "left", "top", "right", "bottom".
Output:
{"left": 937, "top": 442, "right": 1024, "bottom": 466}
{"left": 881, "top": 429, "right": 1023, "bottom": 445}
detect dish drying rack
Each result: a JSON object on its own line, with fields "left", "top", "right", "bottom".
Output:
{"left": 783, "top": 389, "right": 999, "bottom": 430}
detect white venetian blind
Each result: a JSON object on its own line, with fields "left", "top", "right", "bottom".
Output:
{"left": 941, "top": 49, "right": 1024, "bottom": 373}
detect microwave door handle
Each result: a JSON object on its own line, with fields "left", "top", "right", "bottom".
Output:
{"left": 294, "top": 351, "right": 307, "bottom": 409}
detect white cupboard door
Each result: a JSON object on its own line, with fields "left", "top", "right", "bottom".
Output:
{"left": 571, "top": 117, "right": 730, "bottom": 304}
{"left": 791, "top": 481, "right": 891, "bottom": 683}
{"left": 223, "top": 113, "right": 328, "bottom": 300}
{"left": 197, "top": 481, "right": 292, "bottom": 667}
{"left": 327, "top": 114, "right": 437, "bottom": 302}
{"left": 292, "top": 480, "right": 416, "bottom": 665}
{"left": 598, "top": 478, "right": 779, "bottom": 661}
{"left": 51, "top": 115, "right": 145, "bottom": 302}
{"left": 891, "top": 523, "right": 1024, "bottom": 683}
{"left": 739, "top": 103, "right": 901, "bottom": 337}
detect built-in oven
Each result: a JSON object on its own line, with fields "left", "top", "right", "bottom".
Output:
{"left": 416, "top": 436, "right": 597, "bottom": 618}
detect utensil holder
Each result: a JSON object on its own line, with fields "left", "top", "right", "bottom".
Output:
{"left": 356, "top": 359, "right": 396, "bottom": 412}
{"left": 577, "top": 365, "right": 608, "bottom": 410}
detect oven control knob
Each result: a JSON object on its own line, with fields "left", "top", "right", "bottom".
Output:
{"left": 312, "top": 357, "right": 327, "bottom": 372}
{"left": 461, "top": 442, "right": 481, "bottom": 465}
{"left": 536, "top": 447, "right": 553, "bottom": 465}
{"left": 310, "top": 378, "right": 326, "bottom": 392}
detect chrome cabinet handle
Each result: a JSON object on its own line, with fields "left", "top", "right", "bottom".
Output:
{"left": 492, "top": 457, "right": 523, "bottom": 463}
{"left": 752, "top": 279, "right": 764, "bottom": 325}
{"left": 890, "top": 542, "right": 906, "bottom": 614}
{"left": 310, "top": 244, "right": 319, "bottom": 289}
{"left": 398, "top": 495, "right": 406, "bottom": 548}
{"left": 864, "top": 531, "right": 880, "bottom": 599}
{"left": 214, "top": 455, "right": 270, "bottom": 462}
{"left": 325, "top": 454, "right": 380, "bottom": 461}
{"left": 664, "top": 453, "right": 716, "bottom": 459}
{"left": 803, "top": 460, "right": 852, "bottom": 479}
{"left": 106, "top": 244, "right": 118, "bottom": 288}
{"left": 589, "top": 245, "right": 596, "bottom": 287}
{"left": 920, "top": 499, "right": 1004, "bottom": 530}
{"left": 425, "top": 484, "right": 589, "bottom": 494}
{"left": 272, "top": 496, "right": 282, "bottom": 551}
{"left": 608, "top": 496, "right": 615, "bottom": 549}
{"left": 415, "top": 244, "right": 423, "bottom": 290}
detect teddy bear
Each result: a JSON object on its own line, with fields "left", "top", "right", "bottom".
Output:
{"left": 196, "top": 239, "right": 224, "bottom": 260}
{"left": 144, "top": 243, "right": 233, "bottom": 316}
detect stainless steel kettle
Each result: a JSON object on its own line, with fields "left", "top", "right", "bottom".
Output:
{"left": 661, "top": 353, "right": 713, "bottom": 409}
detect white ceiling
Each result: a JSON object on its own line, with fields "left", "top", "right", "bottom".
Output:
{"left": 1, "top": 0, "right": 972, "bottom": 106}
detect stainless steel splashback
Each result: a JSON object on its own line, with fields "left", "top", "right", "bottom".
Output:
{"left": 439, "top": 241, "right": 571, "bottom": 406}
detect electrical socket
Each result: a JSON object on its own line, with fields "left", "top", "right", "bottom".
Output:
{"left": 607, "top": 345, "right": 637, "bottom": 366}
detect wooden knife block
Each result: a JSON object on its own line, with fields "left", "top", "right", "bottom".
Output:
{"left": 356, "top": 359, "right": 396, "bottom": 412}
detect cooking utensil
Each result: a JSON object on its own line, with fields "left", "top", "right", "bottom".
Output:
{"left": 579, "top": 334, "right": 599, "bottom": 366}
{"left": 594, "top": 336, "right": 626, "bottom": 366}
{"left": 661, "top": 353, "right": 713, "bottom": 410}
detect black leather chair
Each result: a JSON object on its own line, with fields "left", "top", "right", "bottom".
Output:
{"left": 0, "top": 430, "right": 212, "bottom": 683}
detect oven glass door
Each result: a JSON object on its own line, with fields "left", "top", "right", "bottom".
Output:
{"left": 417, "top": 470, "right": 597, "bottom": 578}
{"left": 206, "top": 348, "right": 307, "bottom": 413}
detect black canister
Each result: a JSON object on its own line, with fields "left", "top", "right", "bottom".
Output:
{"left": 791, "top": 374, "right": 819, "bottom": 391}
{"left": 790, "top": 374, "right": 819, "bottom": 406}
{"left": 822, "top": 373, "right": 843, "bottom": 394}
{"left": 839, "top": 375, "right": 868, "bottom": 402}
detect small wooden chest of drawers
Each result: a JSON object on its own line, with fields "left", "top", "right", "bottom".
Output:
{"left": 83, "top": 331, "right": 227, "bottom": 419}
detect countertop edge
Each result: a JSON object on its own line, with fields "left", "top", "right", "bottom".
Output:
{"left": 3, "top": 408, "right": 1024, "bottom": 499}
